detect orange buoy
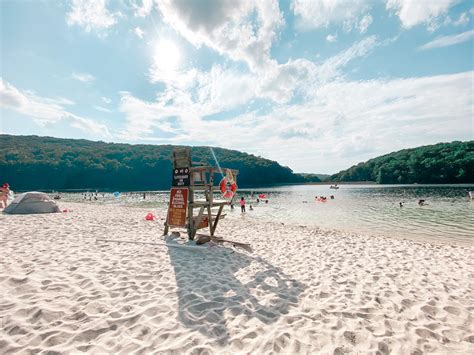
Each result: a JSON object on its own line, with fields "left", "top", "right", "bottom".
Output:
{"left": 219, "top": 178, "right": 237, "bottom": 199}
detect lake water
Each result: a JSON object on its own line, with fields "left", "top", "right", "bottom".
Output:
{"left": 60, "top": 184, "right": 474, "bottom": 244}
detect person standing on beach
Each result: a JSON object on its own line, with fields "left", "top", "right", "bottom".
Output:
{"left": 240, "top": 197, "right": 246, "bottom": 213}
{"left": 0, "top": 183, "right": 10, "bottom": 209}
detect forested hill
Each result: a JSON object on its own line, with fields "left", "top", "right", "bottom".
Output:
{"left": 0, "top": 135, "right": 319, "bottom": 190}
{"left": 329, "top": 141, "right": 474, "bottom": 184}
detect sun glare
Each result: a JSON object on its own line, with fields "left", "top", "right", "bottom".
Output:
{"left": 153, "top": 39, "right": 181, "bottom": 73}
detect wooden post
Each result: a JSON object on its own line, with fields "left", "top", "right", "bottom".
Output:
{"left": 187, "top": 186, "right": 194, "bottom": 240}
{"left": 192, "top": 206, "right": 205, "bottom": 240}
{"left": 212, "top": 204, "right": 224, "bottom": 234}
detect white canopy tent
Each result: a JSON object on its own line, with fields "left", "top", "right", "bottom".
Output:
{"left": 4, "top": 192, "right": 60, "bottom": 214}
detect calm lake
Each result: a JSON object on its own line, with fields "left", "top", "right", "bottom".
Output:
{"left": 61, "top": 184, "right": 474, "bottom": 244}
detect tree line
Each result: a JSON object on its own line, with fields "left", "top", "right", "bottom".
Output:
{"left": 329, "top": 141, "right": 473, "bottom": 184}
{"left": 1, "top": 135, "right": 471, "bottom": 190}
{"left": 0, "top": 135, "right": 320, "bottom": 191}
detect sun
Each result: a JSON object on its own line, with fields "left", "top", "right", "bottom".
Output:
{"left": 153, "top": 39, "right": 181, "bottom": 73}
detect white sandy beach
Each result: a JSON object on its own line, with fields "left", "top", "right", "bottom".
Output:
{"left": 1, "top": 202, "right": 473, "bottom": 354}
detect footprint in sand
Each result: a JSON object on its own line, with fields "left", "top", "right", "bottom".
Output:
{"left": 421, "top": 305, "right": 438, "bottom": 317}
{"left": 333, "top": 346, "right": 351, "bottom": 355}
{"left": 443, "top": 306, "right": 460, "bottom": 316}
{"left": 8, "top": 276, "right": 28, "bottom": 285}
{"left": 343, "top": 331, "right": 358, "bottom": 345}
{"left": 415, "top": 328, "right": 440, "bottom": 340}
{"left": 378, "top": 341, "right": 390, "bottom": 354}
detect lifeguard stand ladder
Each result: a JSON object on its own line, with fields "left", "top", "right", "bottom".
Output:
{"left": 163, "top": 148, "right": 239, "bottom": 240}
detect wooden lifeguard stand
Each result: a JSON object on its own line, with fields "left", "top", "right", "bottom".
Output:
{"left": 164, "top": 148, "right": 238, "bottom": 240}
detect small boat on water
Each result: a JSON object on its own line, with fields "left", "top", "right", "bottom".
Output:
{"left": 469, "top": 191, "right": 474, "bottom": 200}
{"left": 330, "top": 184, "right": 339, "bottom": 189}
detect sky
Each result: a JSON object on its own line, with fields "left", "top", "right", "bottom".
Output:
{"left": 1, "top": 0, "right": 473, "bottom": 173}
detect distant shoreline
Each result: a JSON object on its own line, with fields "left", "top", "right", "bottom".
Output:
{"left": 12, "top": 182, "right": 474, "bottom": 193}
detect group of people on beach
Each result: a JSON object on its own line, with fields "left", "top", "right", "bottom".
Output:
{"left": 83, "top": 192, "right": 103, "bottom": 201}
{"left": 81, "top": 191, "right": 155, "bottom": 202}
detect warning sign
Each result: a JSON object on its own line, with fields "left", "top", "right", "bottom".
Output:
{"left": 172, "top": 167, "right": 190, "bottom": 187}
{"left": 167, "top": 188, "right": 188, "bottom": 227}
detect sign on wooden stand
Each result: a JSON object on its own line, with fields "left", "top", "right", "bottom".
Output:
{"left": 167, "top": 188, "right": 188, "bottom": 227}
{"left": 172, "top": 167, "right": 190, "bottom": 187}
{"left": 164, "top": 147, "right": 239, "bottom": 240}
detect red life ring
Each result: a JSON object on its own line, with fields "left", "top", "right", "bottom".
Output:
{"left": 219, "top": 178, "right": 237, "bottom": 199}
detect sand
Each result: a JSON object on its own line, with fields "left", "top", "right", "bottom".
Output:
{"left": 1, "top": 202, "right": 473, "bottom": 354}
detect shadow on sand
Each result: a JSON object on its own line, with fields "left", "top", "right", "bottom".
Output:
{"left": 167, "top": 240, "right": 305, "bottom": 345}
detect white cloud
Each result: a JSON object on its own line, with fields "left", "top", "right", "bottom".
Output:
{"left": 66, "top": 0, "right": 118, "bottom": 33}
{"left": 0, "top": 79, "right": 110, "bottom": 138}
{"left": 132, "top": 0, "right": 154, "bottom": 17}
{"left": 134, "top": 26, "right": 145, "bottom": 38}
{"left": 69, "top": 115, "right": 111, "bottom": 135}
{"left": 118, "top": 37, "right": 382, "bottom": 157}
{"left": 121, "top": 64, "right": 258, "bottom": 140}
{"left": 118, "top": 91, "right": 183, "bottom": 139}
{"left": 453, "top": 12, "right": 470, "bottom": 26}
{"left": 157, "top": 0, "right": 284, "bottom": 71}
{"left": 386, "top": 0, "right": 458, "bottom": 29}
{"left": 148, "top": 37, "right": 378, "bottom": 107}
{"left": 419, "top": 30, "right": 474, "bottom": 50}
{"left": 101, "top": 96, "right": 112, "bottom": 104}
{"left": 1, "top": 79, "right": 71, "bottom": 121}
{"left": 72, "top": 72, "right": 95, "bottom": 82}
{"left": 357, "top": 14, "right": 373, "bottom": 33}
{"left": 196, "top": 66, "right": 257, "bottom": 111}
{"left": 257, "top": 59, "right": 316, "bottom": 103}
{"left": 94, "top": 105, "right": 112, "bottom": 113}
{"left": 292, "top": 0, "right": 372, "bottom": 33}
{"left": 317, "top": 36, "right": 378, "bottom": 81}
{"left": 116, "top": 18, "right": 472, "bottom": 172}
{"left": 442, "top": 12, "right": 470, "bottom": 27}
{"left": 117, "top": 70, "right": 473, "bottom": 172}
{"left": 326, "top": 34, "right": 337, "bottom": 43}
{"left": 119, "top": 36, "right": 381, "bottom": 146}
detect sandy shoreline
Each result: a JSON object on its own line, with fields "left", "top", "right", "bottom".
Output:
{"left": 1, "top": 202, "right": 473, "bottom": 354}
